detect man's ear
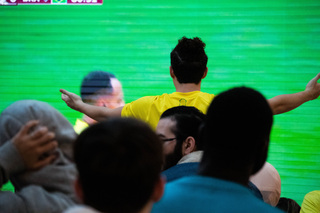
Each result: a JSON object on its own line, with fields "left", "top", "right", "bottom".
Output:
{"left": 182, "top": 136, "right": 197, "bottom": 156}
{"left": 201, "top": 67, "right": 208, "bottom": 79}
{"left": 75, "top": 178, "right": 84, "bottom": 202}
{"left": 170, "top": 66, "right": 175, "bottom": 79}
{"left": 151, "top": 176, "right": 165, "bottom": 202}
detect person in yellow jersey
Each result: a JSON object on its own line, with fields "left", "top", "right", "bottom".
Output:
{"left": 73, "top": 71, "right": 125, "bottom": 134}
{"left": 60, "top": 37, "right": 320, "bottom": 129}
{"left": 300, "top": 190, "right": 320, "bottom": 213}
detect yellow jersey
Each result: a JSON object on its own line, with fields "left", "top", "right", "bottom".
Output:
{"left": 73, "top": 118, "right": 89, "bottom": 134}
{"left": 121, "top": 91, "right": 214, "bottom": 129}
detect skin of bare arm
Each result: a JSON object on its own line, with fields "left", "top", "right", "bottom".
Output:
{"left": 60, "top": 89, "right": 123, "bottom": 121}
{"left": 268, "top": 73, "right": 320, "bottom": 115}
{"left": 61, "top": 73, "right": 319, "bottom": 118}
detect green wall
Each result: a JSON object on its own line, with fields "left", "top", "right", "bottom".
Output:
{"left": 1, "top": 0, "right": 320, "bottom": 205}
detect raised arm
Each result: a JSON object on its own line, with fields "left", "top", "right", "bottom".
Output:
{"left": 268, "top": 73, "right": 320, "bottom": 115}
{"left": 12, "top": 120, "right": 58, "bottom": 170}
{"left": 0, "top": 120, "right": 58, "bottom": 186}
{"left": 60, "top": 89, "right": 123, "bottom": 121}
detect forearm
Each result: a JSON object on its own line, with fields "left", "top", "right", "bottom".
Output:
{"left": 60, "top": 89, "right": 124, "bottom": 120}
{"left": 0, "top": 142, "right": 26, "bottom": 187}
{"left": 268, "top": 90, "right": 312, "bottom": 115}
{"left": 78, "top": 103, "right": 123, "bottom": 121}
{"left": 0, "top": 185, "right": 77, "bottom": 213}
{"left": 77, "top": 103, "right": 108, "bottom": 121}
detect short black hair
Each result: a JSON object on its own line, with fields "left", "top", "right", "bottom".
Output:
{"left": 74, "top": 118, "right": 163, "bottom": 213}
{"left": 200, "top": 87, "right": 273, "bottom": 175}
{"left": 170, "top": 37, "right": 208, "bottom": 84}
{"left": 80, "top": 71, "right": 116, "bottom": 102}
{"left": 160, "top": 106, "right": 206, "bottom": 150}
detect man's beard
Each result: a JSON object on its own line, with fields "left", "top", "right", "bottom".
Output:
{"left": 163, "top": 143, "right": 183, "bottom": 171}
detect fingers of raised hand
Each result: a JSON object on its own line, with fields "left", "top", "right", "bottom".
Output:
{"left": 30, "top": 127, "right": 52, "bottom": 140}
{"left": 305, "top": 73, "right": 320, "bottom": 100}
{"left": 61, "top": 93, "right": 70, "bottom": 102}
{"left": 32, "top": 153, "right": 58, "bottom": 170}
{"left": 13, "top": 120, "right": 39, "bottom": 145}
{"left": 60, "top": 89, "right": 74, "bottom": 99}
{"left": 59, "top": 88, "right": 70, "bottom": 95}
{"left": 21, "top": 120, "right": 39, "bottom": 135}
{"left": 25, "top": 139, "right": 58, "bottom": 170}
{"left": 36, "top": 140, "right": 58, "bottom": 155}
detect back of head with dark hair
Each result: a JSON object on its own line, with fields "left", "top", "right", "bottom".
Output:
{"left": 80, "top": 71, "right": 116, "bottom": 102}
{"left": 73, "top": 118, "right": 163, "bottom": 213}
{"left": 170, "top": 36, "right": 208, "bottom": 84}
{"left": 199, "top": 87, "right": 273, "bottom": 179}
{"left": 160, "top": 106, "right": 206, "bottom": 150}
{"left": 276, "top": 197, "right": 301, "bottom": 213}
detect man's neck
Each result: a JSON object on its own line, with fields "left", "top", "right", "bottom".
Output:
{"left": 175, "top": 83, "right": 201, "bottom": 93}
{"left": 138, "top": 201, "right": 153, "bottom": 213}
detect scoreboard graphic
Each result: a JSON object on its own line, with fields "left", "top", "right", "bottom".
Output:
{"left": 0, "top": 0, "right": 102, "bottom": 5}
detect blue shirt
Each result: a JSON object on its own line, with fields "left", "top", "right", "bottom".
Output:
{"left": 162, "top": 162, "right": 263, "bottom": 200}
{"left": 152, "top": 175, "right": 283, "bottom": 213}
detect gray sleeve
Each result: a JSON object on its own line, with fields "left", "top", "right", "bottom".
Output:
{"left": 0, "top": 185, "right": 77, "bottom": 213}
{"left": 0, "top": 142, "right": 79, "bottom": 212}
{"left": 0, "top": 141, "right": 25, "bottom": 187}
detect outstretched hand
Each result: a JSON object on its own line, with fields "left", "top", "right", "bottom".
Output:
{"left": 60, "top": 89, "right": 83, "bottom": 111}
{"left": 12, "top": 120, "right": 58, "bottom": 170}
{"left": 305, "top": 73, "right": 320, "bottom": 100}
{"left": 60, "top": 88, "right": 123, "bottom": 121}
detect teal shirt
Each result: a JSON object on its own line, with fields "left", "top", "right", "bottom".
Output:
{"left": 152, "top": 175, "right": 283, "bottom": 213}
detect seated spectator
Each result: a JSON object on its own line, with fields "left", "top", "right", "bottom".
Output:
{"left": 300, "top": 190, "right": 320, "bottom": 213}
{"left": 158, "top": 106, "right": 273, "bottom": 200}
{"left": 66, "top": 118, "right": 164, "bottom": 213}
{"left": 152, "top": 87, "right": 283, "bottom": 213}
{"left": 0, "top": 100, "right": 78, "bottom": 213}
{"left": 159, "top": 107, "right": 282, "bottom": 206}
{"left": 74, "top": 71, "right": 125, "bottom": 134}
{"left": 157, "top": 106, "right": 205, "bottom": 173}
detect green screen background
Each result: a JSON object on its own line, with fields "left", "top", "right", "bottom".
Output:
{"left": 1, "top": 0, "right": 319, "bottom": 205}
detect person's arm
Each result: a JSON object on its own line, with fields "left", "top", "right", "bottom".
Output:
{"left": 12, "top": 120, "right": 58, "bottom": 170}
{"left": 0, "top": 185, "right": 76, "bottom": 213}
{"left": 60, "top": 89, "right": 123, "bottom": 121}
{"left": 268, "top": 73, "right": 320, "bottom": 115}
{"left": 0, "top": 120, "right": 58, "bottom": 186}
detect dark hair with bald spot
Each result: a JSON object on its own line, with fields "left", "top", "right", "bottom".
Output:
{"left": 80, "top": 71, "right": 116, "bottom": 103}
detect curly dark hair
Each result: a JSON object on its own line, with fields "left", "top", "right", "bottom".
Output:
{"left": 170, "top": 37, "right": 208, "bottom": 84}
